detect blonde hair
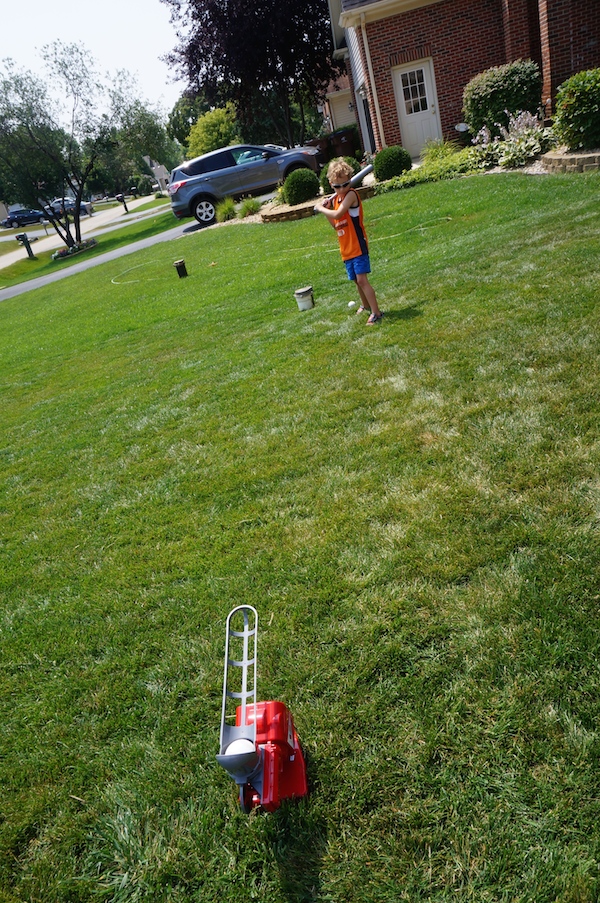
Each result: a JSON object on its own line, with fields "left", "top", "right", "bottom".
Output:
{"left": 327, "top": 158, "right": 354, "bottom": 183}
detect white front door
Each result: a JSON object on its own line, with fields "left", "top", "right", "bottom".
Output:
{"left": 392, "top": 60, "right": 442, "bottom": 159}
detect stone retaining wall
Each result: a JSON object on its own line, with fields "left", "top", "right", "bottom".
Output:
{"left": 541, "top": 150, "right": 600, "bottom": 174}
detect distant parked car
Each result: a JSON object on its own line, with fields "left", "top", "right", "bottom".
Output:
{"left": 168, "top": 143, "right": 320, "bottom": 226}
{"left": 44, "top": 198, "right": 93, "bottom": 219}
{"left": 1, "top": 208, "right": 47, "bottom": 228}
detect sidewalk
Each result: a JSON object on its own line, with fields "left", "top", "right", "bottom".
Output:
{"left": 0, "top": 217, "right": 203, "bottom": 301}
{"left": 0, "top": 197, "right": 166, "bottom": 271}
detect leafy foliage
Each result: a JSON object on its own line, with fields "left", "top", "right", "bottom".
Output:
{"left": 186, "top": 104, "right": 240, "bottom": 157}
{"left": 160, "top": 0, "right": 343, "bottom": 147}
{"left": 216, "top": 196, "right": 237, "bottom": 222}
{"left": 281, "top": 167, "right": 320, "bottom": 205}
{"left": 471, "top": 111, "right": 555, "bottom": 168}
{"left": 373, "top": 145, "right": 412, "bottom": 181}
{"left": 375, "top": 145, "right": 478, "bottom": 193}
{"left": 462, "top": 59, "right": 542, "bottom": 137}
{"left": 237, "top": 196, "right": 262, "bottom": 218}
{"left": 0, "top": 48, "right": 177, "bottom": 246}
{"left": 167, "top": 91, "right": 211, "bottom": 146}
{"left": 320, "top": 155, "right": 361, "bottom": 193}
{"left": 553, "top": 68, "right": 600, "bottom": 151}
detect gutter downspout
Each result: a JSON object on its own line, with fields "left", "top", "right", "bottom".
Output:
{"left": 361, "top": 13, "right": 386, "bottom": 148}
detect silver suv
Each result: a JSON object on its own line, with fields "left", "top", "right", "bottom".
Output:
{"left": 168, "top": 144, "right": 320, "bottom": 226}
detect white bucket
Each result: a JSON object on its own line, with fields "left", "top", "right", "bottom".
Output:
{"left": 294, "top": 285, "right": 314, "bottom": 311}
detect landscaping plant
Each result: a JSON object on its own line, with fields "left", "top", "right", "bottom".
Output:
{"left": 462, "top": 59, "right": 542, "bottom": 137}
{"left": 373, "top": 144, "right": 412, "bottom": 181}
{"left": 471, "top": 110, "right": 555, "bottom": 168}
{"left": 281, "top": 167, "right": 320, "bottom": 205}
{"left": 216, "top": 196, "right": 237, "bottom": 222}
{"left": 553, "top": 67, "right": 600, "bottom": 151}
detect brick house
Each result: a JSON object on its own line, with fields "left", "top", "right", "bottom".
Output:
{"left": 328, "top": 0, "right": 600, "bottom": 157}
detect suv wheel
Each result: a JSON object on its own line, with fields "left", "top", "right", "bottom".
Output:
{"left": 193, "top": 197, "right": 217, "bottom": 226}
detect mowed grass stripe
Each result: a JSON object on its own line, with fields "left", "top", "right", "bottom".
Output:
{"left": 1, "top": 172, "right": 599, "bottom": 902}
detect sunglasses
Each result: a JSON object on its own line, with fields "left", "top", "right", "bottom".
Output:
{"left": 331, "top": 180, "right": 351, "bottom": 189}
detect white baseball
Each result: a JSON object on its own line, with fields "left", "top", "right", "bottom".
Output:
{"left": 348, "top": 300, "right": 356, "bottom": 308}
{"left": 224, "top": 739, "right": 255, "bottom": 755}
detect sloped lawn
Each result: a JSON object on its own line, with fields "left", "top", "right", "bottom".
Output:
{"left": 1, "top": 172, "right": 599, "bottom": 903}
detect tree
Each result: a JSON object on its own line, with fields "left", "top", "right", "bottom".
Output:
{"left": 0, "top": 46, "right": 115, "bottom": 246}
{"left": 187, "top": 104, "right": 240, "bottom": 157}
{"left": 168, "top": 92, "right": 211, "bottom": 147}
{"left": 161, "top": 0, "right": 342, "bottom": 147}
{"left": 0, "top": 47, "right": 180, "bottom": 247}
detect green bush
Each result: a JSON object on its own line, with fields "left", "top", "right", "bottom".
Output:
{"left": 375, "top": 146, "right": 478, "bottom": 194}
{"left": 319, "top": 156, "right": 361, "bottom": 193}
{"left": 373, "top": 145, "right": 412, "bottom": 181}
{"left": 137, "top": 175, "right": 154, "bottom": 196}
{"left": 462, "top": 59, "right": 542, "bottom": 136}
{"left": 282, "top": 168, "right": 320, "bottom": 205}
{"left": 471, "top": 110, "right": 555, "bottom": 168}
{"left": 216, "top": 197, "right": 236, "bottom": 222}
{"left": 237, "top": 197, "right": 262, "bottom": 218}
{"left": 553, "top": 68, "right": 600, "bottom": 151}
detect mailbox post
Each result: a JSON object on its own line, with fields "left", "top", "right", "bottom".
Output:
{"left": 16, "top": 233, "right": 38, "bottom": 260}
{"left": 115, "top": 193, "right": 129, "bottom": 213}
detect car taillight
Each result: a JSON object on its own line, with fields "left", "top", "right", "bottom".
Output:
{"left": 168, "top": 180, "right": 186, "bottom": 196}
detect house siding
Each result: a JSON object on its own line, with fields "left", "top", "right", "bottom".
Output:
{"left": 335, "top": 0, "right": 599, "bottom": 154}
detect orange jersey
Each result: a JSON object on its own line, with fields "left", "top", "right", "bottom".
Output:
{"left": 333, "top": 191, "right": 369, "bottom": 261}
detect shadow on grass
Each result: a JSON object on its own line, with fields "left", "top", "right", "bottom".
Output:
{"left": 270, "top": 795, "right": 327, "bottom": 903}
{"left": 383, "top": 302, "right": 423, "bottom": 322}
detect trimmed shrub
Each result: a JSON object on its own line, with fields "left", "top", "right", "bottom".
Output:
{"left": 553, "top": 68, "right": 600, "bottom": 151}
{"left": 373, "top": 145, "right": 412, "bottom": 181}
{"left": 374, "top": 146, "right": 479, "bottom": 194}
{"left": 462, "top": 59, "right": 542, "bottom": 136}
{"left": 320, "top": 156, "right": 361, "bottom": 193}
{"left": 282, "top": 168, "right": 320, "bottom": 206}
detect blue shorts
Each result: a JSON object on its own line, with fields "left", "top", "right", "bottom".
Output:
{"left": 344, "top": 253, "right": 371, "bottom": 281}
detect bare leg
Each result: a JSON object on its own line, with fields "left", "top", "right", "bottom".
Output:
{"left": 356, "top": 274, "right": 381, "bottom": 317}
{"left": 356, "top": 281, "right": 371, "bottom": 312}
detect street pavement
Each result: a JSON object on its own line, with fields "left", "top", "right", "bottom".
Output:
{"left": 0, "top": 200, "right": 206, "bottom": 301}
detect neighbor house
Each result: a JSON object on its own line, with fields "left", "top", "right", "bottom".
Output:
{"left": 328, "top": 0, "right": 600, "bottom": 157}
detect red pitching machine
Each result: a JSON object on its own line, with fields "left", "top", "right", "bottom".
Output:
{"left": 216, "top": 605, "right": 308, "bottom": 812}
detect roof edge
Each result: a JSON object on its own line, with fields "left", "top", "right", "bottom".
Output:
{"left": 340, "top": 0, "right": 445, "bottom": 28}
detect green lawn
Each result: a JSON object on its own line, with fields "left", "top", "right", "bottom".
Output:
{"left": 1, "top": 172, "right": 599, "bottom": 903}
{"left": 0, "top": 201, "right": 173, "bottom": 285}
